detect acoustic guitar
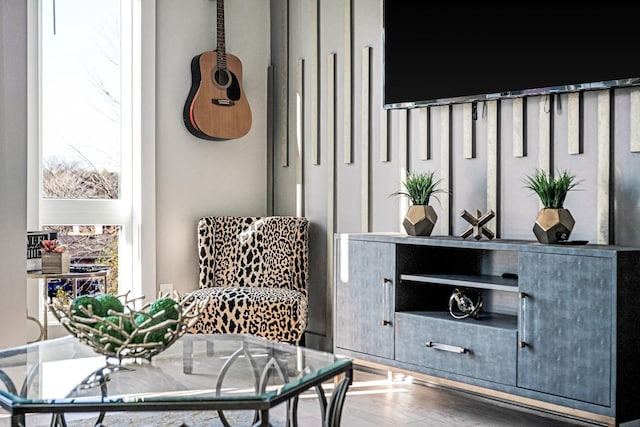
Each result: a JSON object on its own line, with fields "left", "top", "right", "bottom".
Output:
{"left": 183, "top": 0, "right": 252, "bottom": 140}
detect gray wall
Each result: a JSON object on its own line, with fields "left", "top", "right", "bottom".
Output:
{"left": 0, "top": 0, "right": 28, "bottom": 348}
{"left": 271, "top": 0, "right": 640, "bottom": 351}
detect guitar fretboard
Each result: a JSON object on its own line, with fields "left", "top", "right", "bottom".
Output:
{"left": 216, "top": 0, "right": 227, "bottom": 70}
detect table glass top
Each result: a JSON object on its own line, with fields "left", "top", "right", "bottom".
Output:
{"left": 0, "top": 334, "right": 351, "bottom": 410}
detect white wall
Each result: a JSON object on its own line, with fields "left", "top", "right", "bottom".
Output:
{"left": 155, "top": 0, "right": 271, "bottom": 295}
{"left": 0, "top": 0, "right": 28, "bottom": 348}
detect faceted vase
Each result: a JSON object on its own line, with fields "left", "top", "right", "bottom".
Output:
{"left": 403, "top": 205, "right": 438, "bottom": 236}
{"left": 533, "top": 208, "right": 575, "bottom": 244}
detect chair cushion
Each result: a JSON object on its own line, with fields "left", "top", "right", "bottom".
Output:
{"left": 186, "top": 286, "right": 308, "bottom": 343}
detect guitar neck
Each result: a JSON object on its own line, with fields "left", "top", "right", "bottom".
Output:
{"left": 216, "top": 0, "right": 227, "bottom": 70}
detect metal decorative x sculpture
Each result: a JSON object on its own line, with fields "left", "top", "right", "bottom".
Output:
{"left": 460, "top": 209, "right": 496, "bottom": 240}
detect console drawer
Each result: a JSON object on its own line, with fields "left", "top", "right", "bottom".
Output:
{"left": 395, "top": 312, "right": 517, "bottom": 386}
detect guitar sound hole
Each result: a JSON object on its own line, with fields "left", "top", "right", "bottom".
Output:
{"left": 213, "top": 68, "right": 232, "bottom": 89}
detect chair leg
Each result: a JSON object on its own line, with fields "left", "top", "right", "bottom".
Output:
{"left": 297, "top": 332, "right": 306, "bottom": 347}
{"left": 183, "top": 336, "right": 194, "bottom": 374}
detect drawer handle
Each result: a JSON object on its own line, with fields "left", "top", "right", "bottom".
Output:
{"left": 519, "top": 291, "right": 528, "bottom": 348}
{"left": 381, "top": 277, "right": 392, "bottom": 326}
{"left": 425, "top": 341, "right": 467, "bottom": 354}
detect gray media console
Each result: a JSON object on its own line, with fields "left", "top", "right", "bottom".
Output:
{"left": 333, "top": 233, "right": 640, "bottom": 426}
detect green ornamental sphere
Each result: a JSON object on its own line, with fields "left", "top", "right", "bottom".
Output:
{"left": 95, "top": 294, "right": 125, "bottom": 314}
{"left": 71, "top": 295, "right": 106, "bottom": 318}
{"left": 96, "top": 315, "right": 133, "bottom": 342}
{"left": 131, "top": 298, "right": 180, "bottom": 345}
{"left": 149, "top": 297, "right": 180, "bottom": 320}
{"left": 134, "top": 312, "right": 152, "bottom": 326}
{"left": 145, "top": 325, "right": 171, "bottom": 344}
{"left": 134, "top": 314, "right": 170, "bottom": 344}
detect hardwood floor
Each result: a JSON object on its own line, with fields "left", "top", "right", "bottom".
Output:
{"left": 274, "top": 366, "right": 599, "bottom": 427}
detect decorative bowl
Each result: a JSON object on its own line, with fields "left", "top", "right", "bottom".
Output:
{"left": 49, "top": 292, "right": 208, "bottom": 362}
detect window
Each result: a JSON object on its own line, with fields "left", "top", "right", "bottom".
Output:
{"left": 41, "top": 0, "right": 122, "bottom": 201}
{"left": 33, "top": 0, "right": 143, "bottom": 299}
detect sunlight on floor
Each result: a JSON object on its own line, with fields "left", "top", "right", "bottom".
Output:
{"left": 41, "top": 356, "right": 106, "bottom": 399}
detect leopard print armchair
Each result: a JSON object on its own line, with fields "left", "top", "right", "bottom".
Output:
{"left": 185, "top": 216, "right": 309, "bottom": 344}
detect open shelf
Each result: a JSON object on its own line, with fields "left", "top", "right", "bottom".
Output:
{"left": 400, "top": 273, "right": 518, "bottom": 292}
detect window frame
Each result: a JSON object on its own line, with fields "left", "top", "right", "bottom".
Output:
{"left": 28, "top": 0, "right": 156, "bottom": 306}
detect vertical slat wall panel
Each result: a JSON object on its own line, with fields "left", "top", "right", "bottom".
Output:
{"left": 440, "top": 105, "right": 451, "bottom": 235}
{"left": 360, "top": 47, "right": 371, "bottom": 232}
{"left": 310, "top": 0, "right": 319, "bottom": 165}
{"left": 380, "top": 108, "right": 389, "bottom": 162}
{"left": 326, "top": 52, "right": 336, "bottom": 314}
{"left": 487, "top": 100, "right": 498, "bottom": 237}
{"left": 295, "top": 59, "right": 304, "bottom": 216}
{"left": 279, "top": 0, "right": 289, "bottom": 167}
{"left": 538, "top": 96, "right": 551, "bottom": 175}
{"left": 397, "top": 109, "right": 408, "bottom": 230}
{"left": 418, "top": 107, "right": 430, "bottom": 160}
{"left": 597, "top": 90, "right": 611, "bottom": 244}
{"left": 513, "top": 98, "right": 524, "bottom": 157}
{"left": 463, "top": 103, "right": 474, "bottom": 159}
{"left": 343, "top": 0, "right": 352, "bottom": 164}
{"left": 568, "top": 92, "right": 581, "bottom": 155}
{"left": 267, "top": 65, "right": 275, "bottom": 214}
{"left": 377, "top": 0, "right": 388, "bottom": 164}
{"left": 631, "top": 88, "right": 640, "bottom": 153}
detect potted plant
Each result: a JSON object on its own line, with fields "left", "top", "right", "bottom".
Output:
{"left": 522, "top": 168, "right": 581, "bottom": 244}
{"left": 390, "top": 171, "right": 444, "bottom": 236}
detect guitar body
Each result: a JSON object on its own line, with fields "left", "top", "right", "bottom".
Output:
{"left": 184, "top": 50, "right": 252, "bottom": 140}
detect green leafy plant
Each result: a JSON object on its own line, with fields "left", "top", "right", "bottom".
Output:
{"left": 522, "top": 168, "right": 581, "bottom": 209}
{"left": 390, "top": 171, "right": 444, "bottom": 205}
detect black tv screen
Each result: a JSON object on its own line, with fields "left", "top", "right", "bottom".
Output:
{"left": 383, "top": 6, "right": 640, "bottom": 109}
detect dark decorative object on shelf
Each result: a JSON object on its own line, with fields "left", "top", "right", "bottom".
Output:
{"left": 522, "top": 169, "right": 581, "bottom": 244}
{"left": 533, "top": 208, "right": 576, "bottom": 244}
{"left": 390, "top": 171, "right": 445, "bottom": 236}
{"left": 448, "top": 288, "right": 483, "bottom": 319}
{"left": 403, "top": 205, "right": 438, "bottom": 236}
{"left": 460, "top": 209, "right": 495, "bottom": 240}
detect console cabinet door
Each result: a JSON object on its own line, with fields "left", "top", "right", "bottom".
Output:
{"left": 518, "top": 252, "right": 612, "bottom": 406}
{"left": 335, "top": 239, "right": 395, "bottom": 359}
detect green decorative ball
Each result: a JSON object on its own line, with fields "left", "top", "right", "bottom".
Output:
{"left": 71, "top": 296, "right": 106, "bottom": 318}
{"left": 96, "top": 315, "right": 133, "bottom": 342}
{"left": 95, "top": 294, "right": 124, "bottom": 314}
{"left": 145, "top": 327, "right": 171, "bottom": 344}
{"left": 134, "top": 312, "right": 152, "bottom": 326}
{"left": 149, "top": 297, "right": 180, "bottom": 320}
{"left": 134, "top": 314, "right": 170, "bottom": 344}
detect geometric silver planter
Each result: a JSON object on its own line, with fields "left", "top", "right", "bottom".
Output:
{"left": 403, "top": 205, "right": 438, "bottom": 236}
{"left": 533, "top": 208, "right": 575, "bottom": 244}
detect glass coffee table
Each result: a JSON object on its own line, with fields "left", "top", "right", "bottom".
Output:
{"left": 0, "top": 334, "right": 352, "bottom": 426}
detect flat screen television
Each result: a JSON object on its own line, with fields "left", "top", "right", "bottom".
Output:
{"left": 383, "top": 6, "right": 640, "bottom": 109}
